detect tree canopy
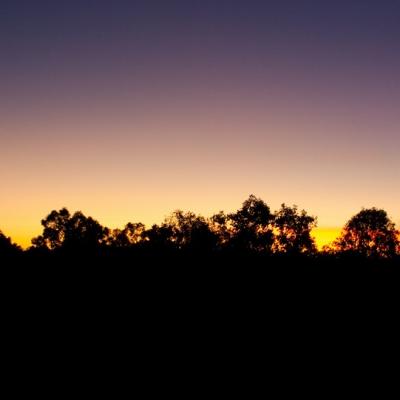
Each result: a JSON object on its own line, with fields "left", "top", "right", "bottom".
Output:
{"left": 32, "top": 208, "right": 108, "bottom": 251}
{"left": 0, "top": 230, "right": 21, "bottom": 256}
{"left": 228, "top": 195, "right": 274, "bottom": 252}
{"left": 1, "top": 196, "right": 394, "bottom": 261}
{"left": 273, "top": 204, "right": 317, "bottom": 255}
{"left": 333, "top": 208, "right": 399, "bottom": 258}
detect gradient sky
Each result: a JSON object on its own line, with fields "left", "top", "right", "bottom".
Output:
{"left": 1, "top": 0, "right": 399, "bottom": 248}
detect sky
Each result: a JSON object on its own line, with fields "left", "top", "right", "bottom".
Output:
{"left": 1, "top": 0, "right": 399, "bottom": 248}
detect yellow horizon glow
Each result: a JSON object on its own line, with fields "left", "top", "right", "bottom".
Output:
{"left": 311, "top": 228, "right": 341, "bottom": 250}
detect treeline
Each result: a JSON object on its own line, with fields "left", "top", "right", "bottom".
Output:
{"left": 1, "top": 195, "right": 399, "bottom": 261}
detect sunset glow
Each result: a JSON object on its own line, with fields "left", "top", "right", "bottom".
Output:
{"left": 1, "top": 1, "right": 399, "bottom": 249}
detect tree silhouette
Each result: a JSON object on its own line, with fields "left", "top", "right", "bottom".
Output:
{"left": 32, "top": 208, "right": 71, "bottom": 250}
{"left": 161, "top": 210, "right": 218, "bottom": 252}
{"left": 273, "top": 204, "right": 317, "bottom": 255}
{"left": 108, "top": 222, "right": 146, "bottom": 247}
{"left": 31, "top": 208, "right": 107, "bottom": 251}
{"left": 209, "top": 211, "right": 231, "bottom": 248}
{"left": 334, "top": 208, "right": 399, "bottom": 258}
{"left": 143, "top": 224, "right": 174, "bottom": 252}
{"left": 5, "top": 201, "right": 399, "bottom": 262}
{"left": 0, "top": 230, "right": 21, "bottom": 257}
{"left": 64, "top": 211, "right": 107, "bottom": 250}
{"left": 228, "top": 195, "right": 274, "bottom": 253}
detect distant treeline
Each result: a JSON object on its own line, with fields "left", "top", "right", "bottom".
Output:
{"left": 1, "top": 195, "right": 399, "bottom": 262}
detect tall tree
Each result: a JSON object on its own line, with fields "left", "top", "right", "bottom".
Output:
{"left": 108, "top": 222, "right": 146, "bottom": 247}
{"left": 334, "top": 208, "right": 399, "bottom": 258}
{"left": 162, "top": 210, "right": 217, "bottom": 252}
{"left": 209, "top": 211, "right": 232, "bottom": 249}
{"left": 32, "top": 208, "right": 71, "bottom": 250}
{"left": 64, "top": 211, "right": 107, "bottom": 250}
{"left": 31, "top": 209, "right": 107, "bottom": 251}
{"left": 228, "top": 195, "right": 274, "bottom": 253}
{"left": 143, "top": 224, "right": 175, "bottom": 252}
{"left": 273, "top": 204, "right": 317, "bottom": 255}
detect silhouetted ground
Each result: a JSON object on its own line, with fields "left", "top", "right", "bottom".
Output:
{"left": 2, "top": 251, "right": 398, "bottom": 374}
{"left": 3, "top": 252, "right": 399, "bottom": 299}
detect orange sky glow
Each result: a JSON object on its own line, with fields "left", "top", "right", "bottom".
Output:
{"left": 1, "top": 2, "right": 399, "bottom": 249}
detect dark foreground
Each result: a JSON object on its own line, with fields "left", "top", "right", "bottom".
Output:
{"left": 2, "top": 252, "right": 398, "bottom": 374}
{"left": 3, "top": 252, "right": 399, "bottom": 297}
